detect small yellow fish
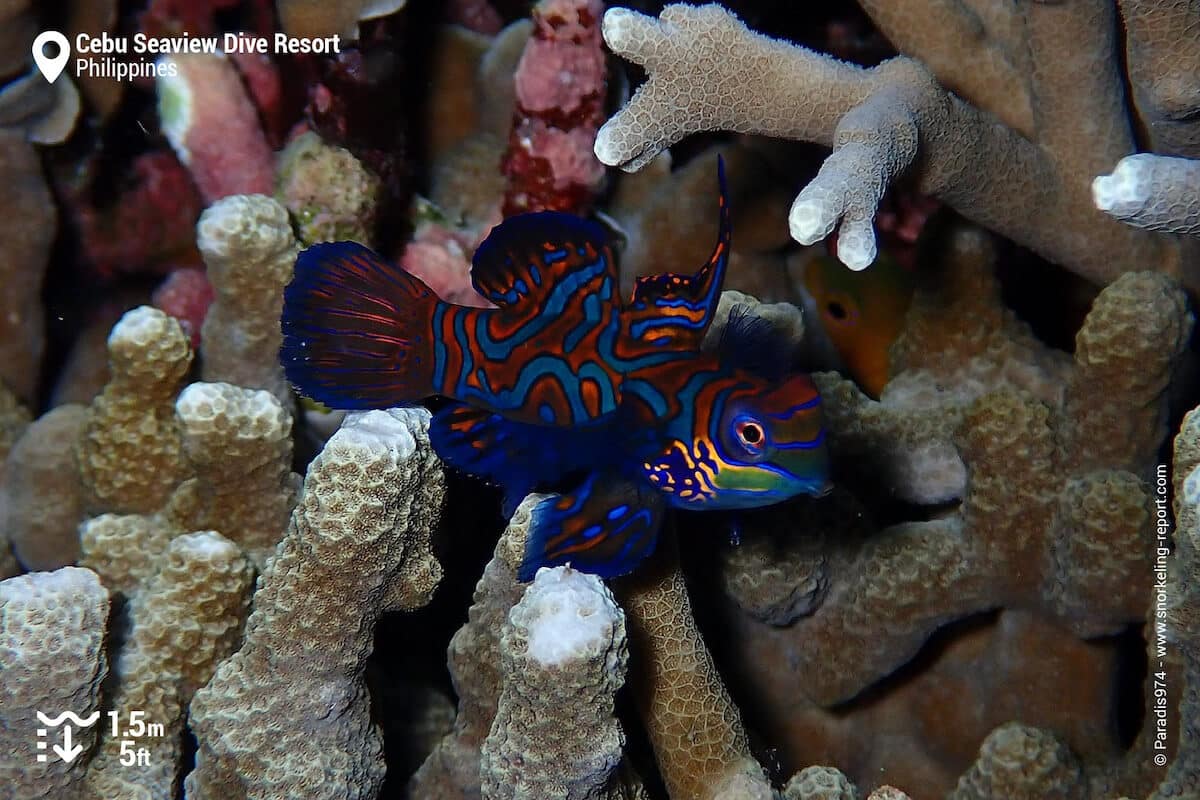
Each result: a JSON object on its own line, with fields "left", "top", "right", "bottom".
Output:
{"left": 798, "top": 249, "right": 915, "bottom": 399}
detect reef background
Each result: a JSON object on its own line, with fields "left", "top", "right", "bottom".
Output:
{"left": 1, "top": 1, "right": 1199, "bottom": 799}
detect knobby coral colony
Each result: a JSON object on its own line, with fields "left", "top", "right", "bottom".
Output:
{"left": 279, "top": 157, "right": 832, "bottom": 581}
{"left": 2, "top": 1, "right": 1200, "bottom": 799}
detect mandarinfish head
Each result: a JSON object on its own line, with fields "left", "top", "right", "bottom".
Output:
{"left": 639, "top": 370, "right": 832, "bottom": 510}
{"left": 704, "top": 371, "right": 831, "bottom": 508}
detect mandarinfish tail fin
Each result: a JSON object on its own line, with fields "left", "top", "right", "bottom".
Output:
{"left": 281, "top": 241, "right": 439, "bottom": 410}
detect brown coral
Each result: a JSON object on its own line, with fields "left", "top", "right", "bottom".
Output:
{"left": 84, "top": 532, "right": 254, "bottom": 800}
{"left": 1, "top": 404, "right": 87, "bottom": 570}
{"left": 76, "top": 306, "right": 193, "bottom": 514}
{"left": 0, "top": 567, "right": 109, "bottom": 800}
{"left": 712, "top": 262, "right": 1190, "bottom": 795}
{"left": 594, "top": 3, "right": 1199, "bottom": 287}
{"left": 481, "top": 566, "right": 629, "bottom": 799}
{"left": 196, "top": 194, "right": 300, "bottom": 405}
{"left": 186, "top": 408, "right": 445, "bottom": 799}
{"left": 948, "top": 723, "right": 1084, "bottom": 800}
{"left": 615, "top": 532, "right": 772, "bottom": 800}
{"left": 0, "top": 129, "right": 55, "bottom": 404}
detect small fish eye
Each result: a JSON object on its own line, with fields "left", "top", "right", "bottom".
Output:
{"left": 737, "top": 421, "right": 763, "bottom": 446}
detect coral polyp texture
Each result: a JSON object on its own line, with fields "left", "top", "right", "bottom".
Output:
{"left": 595, "top": 2, "right": 1200, "bottom": 286}
{"left": 1094, "top": 153, "right": 1200, "bottom": 236}
{"left": 0, "top": 567, "right": 109, "bottom": 799}
{"left": 481, "top": 566, "right": 629, "bottom": 799}
{"left": 77, "top": 305, "right": 193, "bottom": 514}
{"left": 196, "top": 194, "right": 300, "bottom": 404}
{"left": 186, "top": 408, "right": 446, "bottom": 800}
{"left": 711, "top": 261, "right": 1192, "bottom": 794}
{"left": 83, "top": 532, "right": 254, "bottom": 800}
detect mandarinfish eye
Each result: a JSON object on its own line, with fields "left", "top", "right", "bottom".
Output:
{"left": 734, "top": 417, "right": 766, "bottom": 453}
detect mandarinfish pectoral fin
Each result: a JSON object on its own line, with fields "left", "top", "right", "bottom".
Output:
{"left": 429, "top": 402, "right": 624, "bottom": 517}
{"left": 520, "top": 473, "right": 666, "bottom": 581}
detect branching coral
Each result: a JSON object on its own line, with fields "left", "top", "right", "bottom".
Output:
{"left": 1158, "top": 408, "right": 1200, "bottom": 798}
{"left": 157, "top": 53, "right": 276, "bottom": 203}
{"left": 615, "top": 532, "right": 774, "bottom": 800}
{"left": 186, "top": 407, "right": 445, "bottom": 799}
{"left": 426, "top": 21, "right": 528, "bottom": 227}
{"left": 817, "top": 224, "right": 1180, "bottom": 507}
{"left": 1117, "top": 0, "right": 1200, "bottom": 158}
{"left": 80, "top": 382, "right": 299, "bottom": 584}
{"left": 710, "top": 257, "right": 1190, "bottom": 796}
{"left": 411, "top": 493, "right": 545, "bottom": 798}
{"left": 168, "top": 381, "right": 301, "bottom": 569}
{"left": 1094, "top": 153, "right": 1200, "bottom": 236}
{"left": 77, "top": 306, "right": 193, "bottom": 515}
{"left": 0, "top": 567, "right": 109, "bottom": 799}
{"left": 481, "top": 565, "right": 629, "bottom": 799}
{"left": 196, "top": 194, "right": 300, "bottom": 405}
{"left": 4, "top": 3, "right": 1199, "bottom": 798}
{"left": 83, "top": 532, "right": 254, "bottom": 800}
{"left": 593, "top": 3, "right": 1199, "bottom": 287}
{"left": 502, "top": 0, "right": 608, "bottom": 216}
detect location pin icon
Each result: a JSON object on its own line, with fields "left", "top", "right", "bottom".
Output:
{"left": 32, "top": 31, "right": 70, "bottom": 84}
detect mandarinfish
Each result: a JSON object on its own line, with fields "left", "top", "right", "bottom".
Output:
{"left": 280, "top": 158, "right": 831, "bottom": 580}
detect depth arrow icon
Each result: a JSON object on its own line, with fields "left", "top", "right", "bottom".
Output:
{"left": 52, "top": 725, "right": 83, "bottom": 763}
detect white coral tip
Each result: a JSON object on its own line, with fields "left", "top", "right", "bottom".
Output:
{"left": 838, "top": 239, "right": 876, "bottom": 271}
{"left": 1092, "top": 156, "right": 1148, "bottom": 215}
{"left": 593, "top": 126, "right": 622, "bottom": 167}
{"left": 789, "top": 198, "right": 837, "bottom": 245}
{"left": 515, "top": 566, "right": 621, "bottom": 667}
{"left": 601, "top": 7, "right": 639, "bottom": 44}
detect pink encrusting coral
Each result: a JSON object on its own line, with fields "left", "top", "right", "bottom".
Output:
{"left": 400, "top": 222, "right": 497, "bottom": 308}
{"left": 73, "top": 151, "right": 204, "bottom": 281}
{"left": 156, "top": 51, "right": 276, "bottom": 204}
{"left": 502, "top": 0, "right": 607, "bottom": 216}
{"left": 152, "top": 268, "right": 215, "bottom": 349}
{"left": 226, "top": 40, "right": 288, "bottom": 147}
